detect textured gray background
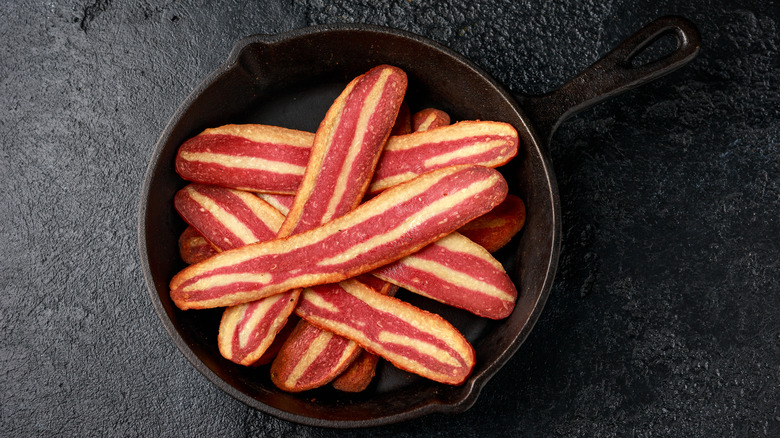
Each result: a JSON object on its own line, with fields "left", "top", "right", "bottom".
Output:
{"left": 1, "top": 0, "right": 778, "bottom": 436}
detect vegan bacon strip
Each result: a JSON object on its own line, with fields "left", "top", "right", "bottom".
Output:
{"left": 248, "top": 191, "right": 525, "bottom": 253}
{"left": 174, "top": 184, "right": 284, "bottom": 251}
{"left": 331, "top": 349, "right": 381, "bottom": 392}
{"left": 295, "top": 279, "right": 476, "bottom": 385}
{"left": 219, "top": 64, "right": 407, "bottom": 366}
{"left": 369, "top": 121, "right": 517, "bottom": 194}
{"left": 175, "top": 124, "right": 313, "bottom": 194}
{"left": 459, "top": 194, "right": 527, "bottom": 253}
{"left": 329, "top": 107, "right": 453, "bottom": 391}
{"left": 169, "top": 165, "right": 509, "bottom": 310}
{"left": 270, "top": 275, "right": 398, "bottom": 392}
{"left": 412, "top": 108, "right": 451, "bottom": 132}
{"left": 173, "top": 184, "right": 298, "bottom": 364}
{"left": 178, "top": 226, "right": 218, "bottom": 264}
{"left": 280, "top": 64, "right": 408, "bottom": 236}
{"left": 372, "top": 231, "right": 517, "bottom": 319}
{"left": 175, "top": 121, "right": 518, "bottom": 196}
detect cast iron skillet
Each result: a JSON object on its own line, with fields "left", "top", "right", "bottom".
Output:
{"left": 138, "top": 16, "right": 700, "bottom": 427}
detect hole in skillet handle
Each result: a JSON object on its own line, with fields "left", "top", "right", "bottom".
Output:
{"left": 628, "top": 30, "right": 681, "bottom": 68}
{"left": 516, "top": 15, "right": 702, "bottom": 145}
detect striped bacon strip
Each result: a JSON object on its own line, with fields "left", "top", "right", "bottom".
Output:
{"left": 372, "top": 231, "right": 517, "bottom": 319}
{"left": 174, "top": 184, "right": 284, "bottom": 251}
{"left": 178, "top": 226, "right": 217, "bottom": 264}
{"left": 257, "top": 64, "right": 406, "bottom": 386}
{"left": 412, "top": 108, "right": 451, "bottom": 132}
{"left": 175, "top": 124, "right": 314, "bottom": 194}
{"left": 177, "top": 188, "right": 517, "bottom": 320}
{"left": 280, "top": 64, "right": 407, "bottom": 236}
{"left": 331, "top": 349, "right": 382, "bottom": 392}
{"left": 173, "top": 184, "right": 299, "bottom": 365}
{"left": 169, "top": 165, "right": 508, "bottom": 310}
{"left": 270, "top": 275, "right": 398, "bottom": 392}
{"left": 329, "top": 107, "right": 452, "bottom": 391}
{"left": 238, "top": 190, "right": 525, "bottom": 254}
{"left": 459, "top": 194, "right": 526, "bottom": 253}
{"left": 174, "top": 121, "right": 518, "bottom": 196}
{"left": 295, "top": 279, "right": 476, "bottom": 385}
{"left": 219, "top": 64, "right": 407, "bottom": 366}
{"left": 255, "top": 193, "right": 294, "bottom": 216}
{"left": 369, "top": 121, "right": 518, "bottom": 194}
{"left": 270, "top": 318, "right": 362, "bottom": 392}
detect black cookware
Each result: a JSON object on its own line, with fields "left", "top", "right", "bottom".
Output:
{"left": 139, "top": 16, "right": 699, "bottom": 427}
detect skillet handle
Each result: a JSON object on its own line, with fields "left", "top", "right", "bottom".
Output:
{"left": 517, "top": 15, "right": 701, "bottom": 144}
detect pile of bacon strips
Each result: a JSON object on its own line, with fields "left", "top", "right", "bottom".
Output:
{"left": 169, "top": 65, "right": 527, "bottom": 393}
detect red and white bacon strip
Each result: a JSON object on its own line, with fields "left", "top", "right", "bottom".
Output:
{"left": 169, "top": 165, "right": 508, "bottom": 310}
{"left": 459, "top": 194, "right": 526, "bottom": 253}
{"left": 270, "top": 275, "right": 397, "bottom": 391}
{"left": 247, "top": 191, "right": 525, "bottom": 255}
{"left": 174, "top": 185, "right": 284, "bottom": 251}
{"left": 178, "top": 189, "right": 517, "bottom": 320}
{"left": 281, "top": 64, "right": 407, "bottom": 235}
{"left": 372, "top": 231, "right": 516, "bottom": 319}
{"left": 176, "top": 124, "right": 313, "bottom": 194}
{"left": 412, "top": 108, "right": 451, "bottom": 132}
{"left": 179, "top": 226, "right": 217, "bottom": 264}
{"left": 369, "top": 121, "right": 516, "bottom": 194}
{"left": 173, "top": 184, "right": 297, "bottom": 364}
{"left": 327, "top": 107, "right": 454, "bottom": 392}
{"left": 219, "top": 64, "right": 408, "bottom": 365}
{"left": 331, "top": 349, "right": 381, "bottom": 392}
{"left": 270, "top": 318, "right": 362, "bottom": 391}
{"left": 295, "top": 279, "right": 476, "bottom": 385}
{"left": 175, "top": 121, "right": 518, "bottom": 196}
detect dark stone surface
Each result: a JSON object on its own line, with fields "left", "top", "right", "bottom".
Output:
{"left": 1, "top": 0, "right": 777, "bottom": 436}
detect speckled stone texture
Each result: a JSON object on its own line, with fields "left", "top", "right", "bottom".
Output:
{"left": 1, "top": 0, "right": 777, "bottom": 436}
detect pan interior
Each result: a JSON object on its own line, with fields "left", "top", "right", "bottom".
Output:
{"left": 141, "top": 25, "right": 557, "bottom": 426}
